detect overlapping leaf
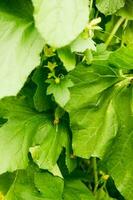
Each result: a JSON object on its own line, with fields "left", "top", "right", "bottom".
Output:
{"left": 63, "top": 179, "right": 95, "bottom": 200}
{"left": 0, "top": 97, "right": 71, "bottom": 174}
{"left": 66, "top": 62, "right": 121, "bottom": 158}
{"left": 32, "top": 0, "right": 89, "bottom": 48}
{"left": 0, "top": 0, "right": 132, "bottom": 199}
{"left": 30, "top": 118, "right": 71, "bottom": 171}
{"left": 0, "top": 0, "right": 44, "bottom": 99}
{"left": 108, "top": 46, "right": 133, "bottom": 70}
{"left": 66, "top": 56, "right": 133, "bottom": 200}
{"left": 96, "top": 0, "right": 125, "bottom": 15}
{"left": 5, "top": 168, "right": 95, "bottom": 200}
{"left": 101, "top": 85, "right": 133, "bottom": 200}
{"left": 117, "top": 0, "right": 133, "bottom": 19}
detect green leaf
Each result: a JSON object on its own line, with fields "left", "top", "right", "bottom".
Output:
{"left": 47, "top": 77, "right": 73, "bottom": 107}
{"left": 96, "top": 0, "right": 125, "bottom": 15}
{"left": 0, "top": 173, "right": 14, "bottom": 195}
{"left": 32, "top": 0, "right": 89, "bottom": 48}
{"left": 34, "top": 172, "right": 64, "bottom": 200}
{"left": 0, "top": 97, "right": 70, "bottom": 174}
{"left": 71, "top": 36, "right": 96, "bottom": 52}
{"left": 66, "top": 62, "right": 133, "bottom": 199}
{"left": 6, "top": 170, "right": 64, "bottom": 200}
{"left": 93, "top": 44, "right": 111, "bottom": 61}
{"left": 30, "top": 120, "right": 70, "bottom": 171}
{"left": 65, "top": 63, "right": 121, "bottom": 158}
{"left": 0, "top": 0, "right": 44, "bottom": 99}
{"left": 84, "top": 44, "right": 111, "bottom": 65}
{"left": 101, "top": 86, "right": 133, "bottom": 200}
{"left": 108, "top": 46, "right": 133, "bottom": 70}
{"left": 6, "top": 168, "right": 95, "bottom": 200}
{"left": 117, "top": 0, "right": 133, "bottom": 19}
{"left": 64, "top": 135, "right": 77, "bottom": 174}
{"left": 32, "top": 67, "right": 52, "bottom": 112}
{"left": 95, "top": 189, "right": 114, "bottom": 200}
{"left": 18, "top": 79, "right": 36, "bottom": 109}
{"left": 58, "top": 47, "right": 76, "bottom": 71}
{"left": 49, "top": 164, "right": 63, "bottom": 178}
{"left": 122, "top": 21, "right": 133, "bottom": 45}
{"left": 63, "top": 179, "right": 95, "bottom": 200}
{"left": 0, "top": 97, "right": 43, "bottom": 174}
{"left": 5, "top": 168, "right": 55, "bottom": 200}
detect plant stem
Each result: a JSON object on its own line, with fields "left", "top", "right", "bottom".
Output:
{"left": 89, "top": 0, "right": 93, "bottom": 15}
{"left": 105, "top": 17, "right": 125, "bottom": 48}
{"left": 93, "top": 157, "right": 98, "bottom": 194}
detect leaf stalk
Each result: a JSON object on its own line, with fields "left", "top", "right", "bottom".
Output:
{"left": 92, "top": 157, "right": 98, "bottom": 194}
{"left": 105, "top": 17, "right": 125, "bottom": 48}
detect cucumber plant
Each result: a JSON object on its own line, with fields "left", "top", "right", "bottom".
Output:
{"left": 0, "top": 0, "right": 132, "bottom": 199}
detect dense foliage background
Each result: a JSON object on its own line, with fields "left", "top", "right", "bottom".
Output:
{"left": 0, "top": 0, "right": 133, "bottom": 199}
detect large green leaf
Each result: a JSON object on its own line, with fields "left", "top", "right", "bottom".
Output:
{"left": 0, "top": 97, "right": 43, "bottom": 174}
{"left": 5, "top": 167, "right": 46, "bottom": 200}
{"left": 63, "top": 179, "right": 95, "bottom": 200}
{"left": 65, "top": 63, "right": 121, "bottom": 158}
{"left": 101, "top": 85, "right": 133, "bottom": 200}
{"left": 117, "top": 0, "right": 133, "bottom": 19}
{"left": 32, "top": 0, "right": 89, "bottom": 48}
{"left": 30, "top": 119, "right": 70, "bottom": 171}
{"left": 0, "top": 0, "right": 44, "bottom": 99}
{"left": 0, "top": 97, "right": 70, "bottom": 174}
{"left": 34, "top": 172, "right": 64, "bottom": 200}
{"left": 108, "top": 46, "right": 133, "bottom": 70}
{"left": 96, "top": 0, "right": 125, "bottom": 15}
{"left": 66, "top": 62, "right": 133, "bottom": 159}
{"left": 6, "top": 168, "right": 95, "bottom": 200}
{"left": 66, "top": 62, "right": 133, "bottom": 200}
{"left": 6, "top": 171, "right": 64, "bottom": 200}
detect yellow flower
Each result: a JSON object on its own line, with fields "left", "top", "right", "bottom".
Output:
{"left": 102, "top": 174, "right": 110, "bottom": 181}
{"left": 44, "top": 45, "right": 56, "bottom": 57}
